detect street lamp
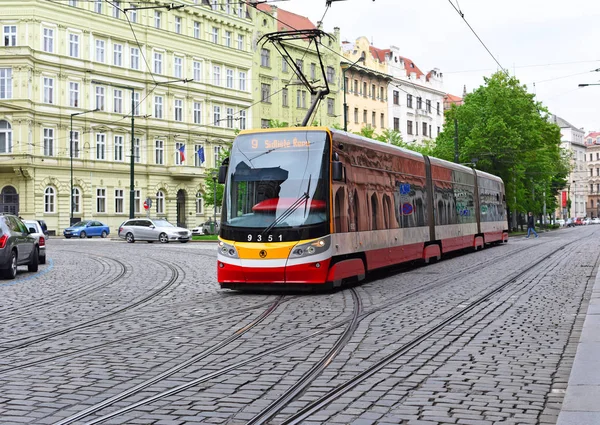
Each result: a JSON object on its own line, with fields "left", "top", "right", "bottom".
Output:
{"left": 70, "top": 108, "right": 99, "bottom": 225}
{"left": 343, "top": 55, "right": 365, "bottom": 132}
{"left": 211, "top": 170, "right": 217, "bottom": 234}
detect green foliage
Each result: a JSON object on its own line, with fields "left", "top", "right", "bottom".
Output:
{"left": 268, "top": 119, "right": 289, "bottom": 128}
{"left": 432, "top": 72, "right": 569, "bottom": 217}
{"left": 354, "top": 125, "right": 376, "bottom": 139}
{"left": 202, "top": 145, "right": 231, "bottom": 209}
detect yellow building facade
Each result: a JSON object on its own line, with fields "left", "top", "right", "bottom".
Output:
{"left": 0, "top": 0, "right": 254, "bottom": 234}
{"left": 341, "top": 37, "right": 390, "bottom": 133}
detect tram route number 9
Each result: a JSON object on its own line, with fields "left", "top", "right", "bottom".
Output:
{"left": 247, "top": 234, "right": 283, "bottom": 242}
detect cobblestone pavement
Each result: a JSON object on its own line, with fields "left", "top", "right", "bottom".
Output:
{"left": 0, "top": 227, "right": 597, "bottom": 425}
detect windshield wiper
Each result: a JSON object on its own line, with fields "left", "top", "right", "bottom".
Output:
{"left": 261, "top": 192, "right": 310, "bottom": 236}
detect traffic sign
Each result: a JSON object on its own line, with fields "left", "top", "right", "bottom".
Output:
{"left": 143, "top": 201, "right": 149, "bottom": 210}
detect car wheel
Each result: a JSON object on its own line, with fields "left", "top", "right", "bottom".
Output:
{"left": 126, "top": 232, "right": 135, "bottom": 243}
{"left": 28, "top": 247, "right": 39, "bottom": 272}
{"left": 79, "top": 231, "right": 86, "bottom": 238}
{"left": 40, "top": 255, "right": 46, "bottom": 265}
{"left": 159, "top": 232, "right": 169, "bottom": 243}
{"left": 3, "top": 250, "right": 17, "bottom": 279}
{"left": 180, "top": 240, "right": 189, "bottom": 243}
{"left": 65, "top": 236, "right": 71, "bottom": 239}
{"left": 101, "top": 231, "right": 108, "bottom": 238}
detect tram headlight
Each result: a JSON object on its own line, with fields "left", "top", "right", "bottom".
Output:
{"left": 289, "top": 236, "right": 330, "bottom": 259}
{"left": 218, "top": 241, "right": 239, "bottom": 258}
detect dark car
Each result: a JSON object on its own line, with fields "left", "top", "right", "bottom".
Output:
{"left": 63, "top": 220, "right": 110, "bottom": 238}
{"left": 0, "top": 214, "right": 39, "bottom": 279}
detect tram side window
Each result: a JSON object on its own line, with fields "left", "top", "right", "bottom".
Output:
{"left": 454, "top": 183, "right": 476, "bottom": 224}
{"left": 382, "top": 194, "right": 392, "bottom": 229}
{"left": 334, "top": 187, "right": 346, "bottom": 233}
{"left": 393, "top": 179, "right": 428, "bottom": 228}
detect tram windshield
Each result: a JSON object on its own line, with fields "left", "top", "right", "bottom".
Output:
{"left": 223, "top": 130, "right": 329, "bottom": 230}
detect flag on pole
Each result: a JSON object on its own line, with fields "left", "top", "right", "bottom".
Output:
{"left": 197, "top": 146, "right": 205, "bottom": 164}
{"left": 178, "top": 144, "right": 185, "bottom": 162}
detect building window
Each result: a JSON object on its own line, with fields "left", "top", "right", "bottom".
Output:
{"left": 211, "top": 27, "right": 219, "bottom": 44}
{"left": 134, "top": 138, "right": 141, "bottom": 163}
{"left": 239, "top": 110, "right": 246, "bottom": 130}
{"left": 210, "top": 0, "right": 218, "bottom": 11}
{"left": 393, "top": 117, "right": 400, "bottom": 131}
{"left": 43, "top": 77, "right": 54, "bottom": 104}
{"left": 259, "top": 119, "right": 268, "bottom": 129}
{"left": 133, "top": 92, "right": 140, "bottom": 116}
{"left": 193, "top": 61, "right": 202, "bottom": 82}
{"left": 114, "top": 135, "right": 124, "bottom": 161}
{"left": 43, "top": 28, "right": 54, "bottom": 53}
{"left": 381, "top": 113, "right": 385, "bottom": 129}
{"left": 437, "top": 126, "right": 440, "bottom": 136}
{"left": 327, "top": 98, "right": 334, "bottom": 115}
{"left": 96, "top": 133, "right": 106, "bottom": 160}
{"left": 307, "top": 62, "right": 313, "bottom": 79}
{"left": 174, "top": 16, "right": 181, "bottom": 34}
{"left": 282, "top": 88, "right": 288, "bottom": 107}
{"left": 130, "top": 47, "right": 140, "bottom": 70}
{"left": 326, "top": 66, "right": 335, "bottom": 83}
{"left": 226, "top": 107, "right": 234, "bottom": 128}
{"left": 371, "top": 84, "right": 376, "bottom": 100}
{"left": 194, "top": 21, "right": 201, "bottom": 39}
{"left": 156, "top": 191, "right": 165, "bottom": 214}
{"left": 43, "top": 128, "right": 54, "bottom": 156}
{"left": 226, "top": 69, "right": 234, "bottom": 88}
{"left": 115, "top": 189, "right": 124, "bottom": 213}
{"left": 71, "top": 130, "right": 79, "bottom": 158}
{"left": 214, "top": 145, "right": 221, "bottom": 165}
{"left": 225, "top": 0, "right": 232, "bottom": 13}
{"left": 154, "top": 52, "right": 163, "bottom": 74}
{"left": 0, "top": 69, "right": 11, "bottom": 99}
{"left": 261, "top": 48, "right": 270, "bottom": 67}
{"left": 94, "top": 0, "right": 102, "bottom": 13}
{"left": 423, "top": 122, "right": 427, "bottom": 136}
{"left": 261, "top": 83, "right": 271, "bottom": 102}
{"left": 213, "top": 106, "right": 221, "bottom": 125}
{"left": 407, "top": 94, "right": 413, "bottom": 108}
{"left": 154, "top": 95, "right": 163, "bottom": 119}
{"left": 380, "top": 87, "right": 384, "bottom": 101}
{"left": 354, "top": 108, "right": 358, "bottom": 124}
{"left": 372, "top": 111, "right": 376, "bottom": 127}
{"left": 393, "top": 90, "right": 399, "bottom": 105}
{"left": 174, "top": 99, "right": 183, "bottom": 121}
{"left": 237, "top": 34, "right": 244, "bottom": 50}
{"left": 96, "top": 188, "right": 106, "bottom": 213}
{"left": 426, "top": 99, "right": 431, "bottom": 113}
{"left": 174, "top": 56, "right": 183, "bottom": 78}
{"left": 417, "top": 97, "right": 422, "bottom": 109}
{"left": 213, "top": 65, "right": 221, "bottom": 85}
{"left": 112, "top": 1, "right": 121, "bottom": 18}
{"left": 113, "top": 43, "right": 123, "bottom": 66}
{"left": 95, "top": 85, "right": 105, "bottom": 110}
{"left": 68, "top": 33, "right": 79, "bottom": 57}
{"left": 129, "top": 4, "right": 137, "bottom": 22}
{"left": 113, "top": 89, "right": 123, "bottom": 113}
{"left": 72, "top": 187, "right": 81, "bottom": 214}
{"left": 407, "top": 120, "right": 413, "bottom": 135}
{"left": 363, "top": 109, "right": 367, "bottom": 123}
{"left": 193, "top": 102, "right": 202, "bottom": 124}
{"left": 224, "top": 30, "right": 232, "bottom": 47}
{"left": 353, "top": 80, "right": 358, "bottom": 94}
{"left": 155, "top": 11, "right": 162, "bottom": 28}
{"left": 134, "top": 189, "right": 141, "bottom": 213}
{"left": 437, "top": 102, "right": 441, "bottom": 115}
{"left": 175, "top": 141, "right": 185, "bottom": 165}
{"left": 194, "top": 144, "right": 204, "bottom": 167}
{"left": 44, "top": 187, "right": 55, "bottom": 213}
{"left": 239, "top": 71, "right": 247, "bottom": 91}
{"left": 196, "top": 191, "right": 203, "bottom": 213}
{"left": 69, "top": 82, "right": 79, "bottom": 107}
{"left": 95, "top": 39, "right": 105, "bottom": 62}
{"left": 363, "top": 82, "right": 367, "bottom": 98}
{"left": 296, "top": 60, "right": 304, "bottom": 74}
{"left": 155, "top": 140, "right": 164, "bottom": 164}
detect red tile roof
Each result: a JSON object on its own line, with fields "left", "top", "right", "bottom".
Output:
{"left": 400, "top": 56, "right": 424, "bottom": 79}
{"left": 256, "top": 4, "right": 316, "bottom": 31}
{"left": 369, "top": 45, "right": 389, "bottom": 63}
{"left": 444, "top": 93, "right": 463, "bottom": 109}
{"left": 585, "top": 132, "right": 600, "bottom": 144}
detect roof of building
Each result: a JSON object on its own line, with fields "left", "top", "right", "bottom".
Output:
{"left": 585, "top": 132, "right": 600, "bottom": 142}
{"left": 256, "top": 4, "right": 316, "bottom": 31}
{"left": 400, "top": 56, "right": 425, "bottom": 79}
{"left": 444, "top": 93, "right": 463, "bottom": 105}
{"left": 552, "top": 115, "right": 581, "bottom": 131}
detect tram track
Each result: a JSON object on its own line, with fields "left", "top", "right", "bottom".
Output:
{"left": 0, "top": 258, "right": 182, "bottom": 353}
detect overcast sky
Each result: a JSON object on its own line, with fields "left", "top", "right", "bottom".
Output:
{"left": 272, "top": 0, "right": 600, "bottom": 134}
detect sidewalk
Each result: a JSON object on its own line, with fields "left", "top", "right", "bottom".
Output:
{"left": 556, "top": 265, "right": 600, "bottom": 424}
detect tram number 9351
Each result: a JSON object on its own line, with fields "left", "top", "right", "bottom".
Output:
{"left": 247, "top": 234, "right": 283, "bottom": 242}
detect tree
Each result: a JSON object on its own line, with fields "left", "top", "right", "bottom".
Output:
{"left": 202, "top": 145, "right": 230, "bottom": 210}
{"left": 433, "top": 72, "right": 569, "bottom": 227}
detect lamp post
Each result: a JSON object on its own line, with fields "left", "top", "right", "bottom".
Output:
{"left": 343, "top": 55, "right": 365, "bottom": 132}
{"left": 70, "top": 108, "right": 98, "bottom": 225}
{"left": 211, "top": 170, "right": 217, "bottom": 234}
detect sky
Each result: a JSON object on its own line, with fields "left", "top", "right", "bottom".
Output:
{"left": 268, "top": 0, "right": 600, "bottom": 134}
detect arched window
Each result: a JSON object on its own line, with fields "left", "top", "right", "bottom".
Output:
{"left": 44, "top": 187, "right": 56, "bottom": 213}
{"left": 156, "top": 190, "right": 165, "bottom": 214}
{"left": 196, "top": 191, "right": 203, "bottom": 214}
{"left": 72, "top": 187, "right": 81, "bottom": 214}
{"left": 0, "top": 120, "right": 12, "bottom": 154}
{"left": 382, "top": 194, "right": 392, "bottom": 229}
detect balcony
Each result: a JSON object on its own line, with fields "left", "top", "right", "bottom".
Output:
{"left": 167, "top": 165, "right": 202, "bottom": 179}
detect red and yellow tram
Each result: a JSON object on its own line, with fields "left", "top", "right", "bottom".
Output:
{"left": 216, "top": 127, "right": 508, "bottom": 290}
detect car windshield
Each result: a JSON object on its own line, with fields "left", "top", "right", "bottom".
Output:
{"left": 23, "top": 221, "right": 40, "bottom": 232}
{"left": 223, "top": 130, "right": 329, "bottom": 229}
{"left": 72, "top": 221, "right": 89, "bottom": 227}
{"left": 153, "top": 219, "right": 175, "bottom": 227}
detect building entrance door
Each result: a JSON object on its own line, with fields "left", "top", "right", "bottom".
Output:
{"left": 0, "top": 186, "right": 19, "bottom": 215}
{"left": 176, "top": 189, "right": 186, "bottom": 228}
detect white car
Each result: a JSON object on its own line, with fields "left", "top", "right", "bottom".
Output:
{"left": 555, "top": 219, "right": 565, "bottom": 227}
{"left": 118, "top": 218, "right": 191, "bottom": 243}
{"left": 22, "top": 220, "right": 47, "bottom": 264}
{"left": 592, "top": 218, "right": 600, "bottom": 225}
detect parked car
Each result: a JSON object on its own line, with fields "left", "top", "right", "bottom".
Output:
{"left": 118, "top": 218, "right": 191, "bottom": 243}
{"left": 583, "top": 218, "right": 592, "bottom": 225}
{"left": 36, "top": 219, "right": 49, "bottom": 239}
{"left": 191, "top": 220, "right": 220, "bottom": 236}
{"left": 555, "top": 219, "right": 565, "bottom": 227}
{"left": 63, "top": 220, "right": 110, "bottom": 238}
{"left": 565, "top": 218, "right": 575, "bottom": 227}
{"left": 574, "top": 217, "right": 584, "bottom": 226}
{"left": 23, "top": 220, "right": 46, "bottom": 264}
{"left": 592, "top": 218, "right": 600, "bottom": 225}
{"left": 0, "top": 213, "right": 39, "bottom": 279}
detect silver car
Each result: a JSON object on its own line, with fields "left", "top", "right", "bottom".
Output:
{"left": 118, "top": 218, "right": 191, "bottom": 243}
{"left": 23, "top": 220, "right": 47, "bottom": 264}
